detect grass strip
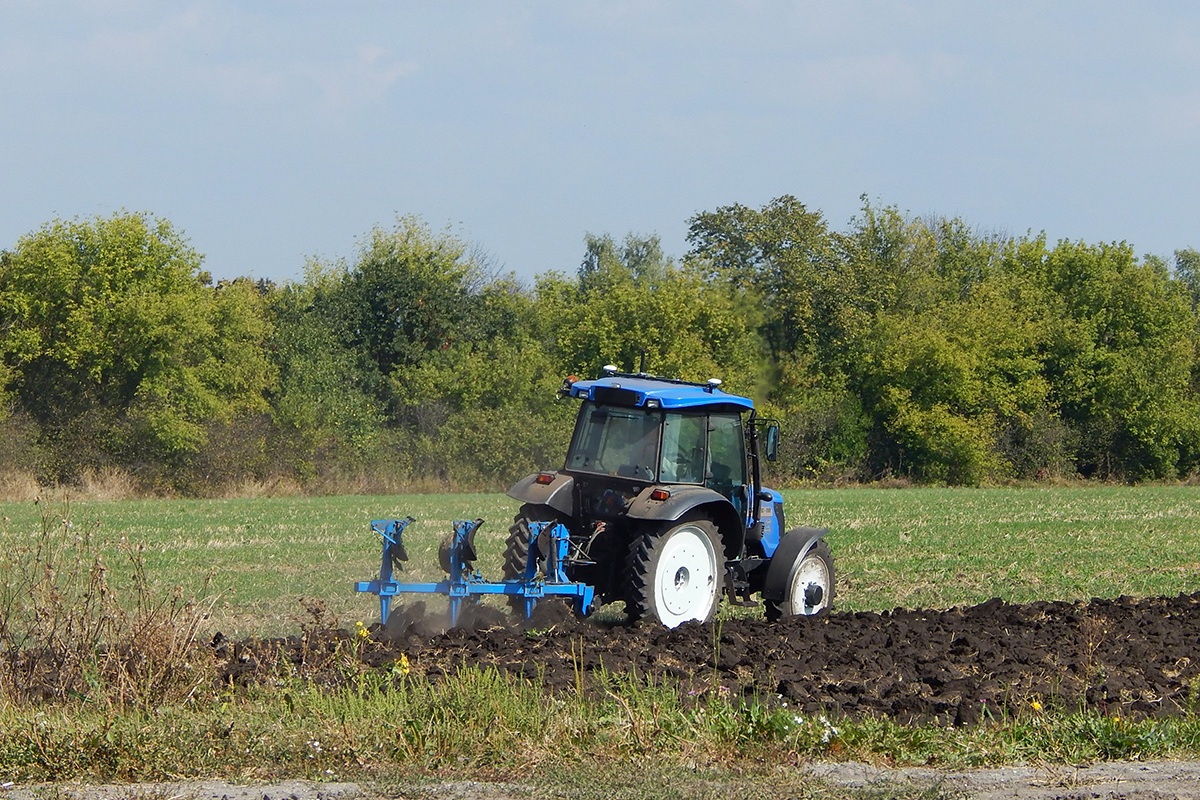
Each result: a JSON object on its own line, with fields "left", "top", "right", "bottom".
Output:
{"left": 2, "top": 667, "right": 1200, "bottom": 786}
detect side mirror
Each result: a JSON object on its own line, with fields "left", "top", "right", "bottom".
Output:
{"left": 763, "top": 423, "right": 779, "bottom": 462}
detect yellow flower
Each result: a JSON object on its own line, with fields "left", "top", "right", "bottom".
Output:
{"left": 1030, "top": 700, "right": 1043, "bottom": 712}
{"left": 399, "top": 653, "right": 411, "bottom": 676}
{"left": 355, "top": 620, "right": 369, "bottom": 640}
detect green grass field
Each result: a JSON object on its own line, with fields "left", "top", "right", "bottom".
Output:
{"left": 2, "top": 485, "right": 1197, "bottom": 636}
{"left": 3, "top": 485, "right": 1200, "bottom": 792}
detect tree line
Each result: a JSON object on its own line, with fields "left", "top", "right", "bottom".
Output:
{"left": 1, "top": 197, "right": 1198, "bottom": 495}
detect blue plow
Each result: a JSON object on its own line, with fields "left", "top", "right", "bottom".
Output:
{"left": 356, "top": 517, "right": 595, "bottom": 627}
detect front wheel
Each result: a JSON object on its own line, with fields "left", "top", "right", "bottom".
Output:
{"left": 765, "top": 539, "right": 834, "bottom": 621}
{"left": 627, "top": 517, "right": 721, "bottom": 628}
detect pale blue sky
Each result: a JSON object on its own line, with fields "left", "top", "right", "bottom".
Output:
{"left": 2, "top": 2, "right": 1197, "bottom": 284}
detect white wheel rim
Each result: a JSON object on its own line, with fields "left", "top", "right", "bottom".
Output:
{"left": 653, "top": 525, "right": 718, "bottom": 627}
{"left": 787, "top": 551, "right": 831, "bottom": 615}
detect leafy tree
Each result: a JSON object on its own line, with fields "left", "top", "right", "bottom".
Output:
{"left": 395, "top": 335, "right": 574, "bottom": 485}
{"left": 1175, "top": 248, "right": 1200, "bottom": 311}
{"left": 837, "top": 210, "right": 1050, "bottom": 483}
{"left": 687, "top": 197, "right": 848, "bottom": 477}
{"left": 541, "top": 234, "right": 765, "bottom": 394}
{"left": 687, "top": 196, "right": 840, "bottom": 360}
{"left": 386, "top": 276, "right": 574, "bottom": 485}
{"left": 856, "top": 271, "right": 1051, "bottom": 484}
{"left": 1009, "top": 238, "right": 1200, "bottom": 479}
{"left": 332, "top": 216, "right": 483, "bottom": 384}
{"left": 0, "top": 212, "right": 274, "bottom": 483}
{"left": 263, "top": 266, "right": 386, "bottom": 477}
{"left": 579, "top": 232, "right": 668, "bottom": 291}
{"left": 762, "top": 352, "right": 869, "bottom": 482}
{"left": 278, "top": 221, "right": 575, "bottom": 488}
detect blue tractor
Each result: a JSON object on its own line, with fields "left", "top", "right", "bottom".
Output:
{"left": 503, "top": 366, "right": 834, "bottom": 628}
{"left": 357, "top": 366, "right": 834, "bottom": 629}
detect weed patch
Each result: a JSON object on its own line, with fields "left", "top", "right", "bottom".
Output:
{"left": 0, "top": 501, "right": 216, "bottom": 709}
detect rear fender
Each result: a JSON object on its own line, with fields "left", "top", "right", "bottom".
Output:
{"left": 627, "top": 485, "right": 745, "bottom": 560}
{"left": 506, "top": 472, "right": 575, "bottom": 518}
{"left": 762, "top": 526, "right": 829, "bottom": 602}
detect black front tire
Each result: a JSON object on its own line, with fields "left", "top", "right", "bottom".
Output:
{"left": 764, "top": 539, "right": 834, "bottom": 621}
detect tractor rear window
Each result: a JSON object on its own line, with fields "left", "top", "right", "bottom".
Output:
{"left": 566, "top": 404, "right": 659, "bottom": 479}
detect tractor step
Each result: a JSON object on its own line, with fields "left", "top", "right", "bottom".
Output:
{"left": 356, "top": 517, "right": 595, "bottom": 627}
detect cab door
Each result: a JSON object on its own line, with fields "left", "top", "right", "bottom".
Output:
{"left": 705, "top": 413, "right": 749, "bottom": 521}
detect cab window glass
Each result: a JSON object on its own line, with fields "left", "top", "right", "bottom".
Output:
{"left": 659, "top": 413, "right": 706, "bottom": 483}
{"left": 706, "top": 414, "right": 746, "bottom": 488}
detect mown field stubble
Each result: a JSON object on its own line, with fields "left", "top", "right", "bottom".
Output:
{"left": 2, "top": 485, "right": 1200, "bottom": 798}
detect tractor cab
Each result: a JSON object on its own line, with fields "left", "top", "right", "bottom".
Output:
{"left": 557, "top": 368, "right": 780, "bottom": 545}
{"left": 567, "top": 397, "right": 747, "bottom": 483}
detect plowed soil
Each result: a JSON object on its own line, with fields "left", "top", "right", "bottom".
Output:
{"left": 218, "top": 592, "right": 1200, "bottom": 725}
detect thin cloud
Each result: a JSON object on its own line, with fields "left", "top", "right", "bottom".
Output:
{"left": 311, "top": 44, "right": 418, "bottom": 116}
{"left": 200, "top": 44, "right": 416, "bottom": 118}
{"left": 1, "top": 4, "right": 415, "bottom": 117}
{"left": 794, "top": 52, "right": 963, "bottom": 106}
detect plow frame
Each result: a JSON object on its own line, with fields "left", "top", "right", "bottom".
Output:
{"left": 356, "top": 517, "right": 595, "bottom": 627}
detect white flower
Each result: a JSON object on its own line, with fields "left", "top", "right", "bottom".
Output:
{"left": 817, "top": 715, "right": 840, "bottom": 744}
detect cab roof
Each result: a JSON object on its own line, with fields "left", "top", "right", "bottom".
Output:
{"left": 566, "top": 373, "right": 755, "bottom": 412}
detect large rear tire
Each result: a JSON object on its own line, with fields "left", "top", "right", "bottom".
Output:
{"left": 764, "top": 539, "right": 834, "bottom": 621}
{"left": 627, "top": 517, "right": 721, "bottom": 628}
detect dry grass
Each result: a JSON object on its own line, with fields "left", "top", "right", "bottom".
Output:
{"left": 0, "top": 500, "right": 217, "bottom": 709}
{"left": 0, "top": 469, "right": 40, "bottom": 503}
{"left": 76, "top": 467, "right": 142, "bottom": 501}
{"left": 209, "top": 475, "right": 308, "bottom": 499}
{"left": 0, "top": 468, "right": 141, "bottom": 503}
{"left": 0, "top": 469, "right": 505, "bottom": 504}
